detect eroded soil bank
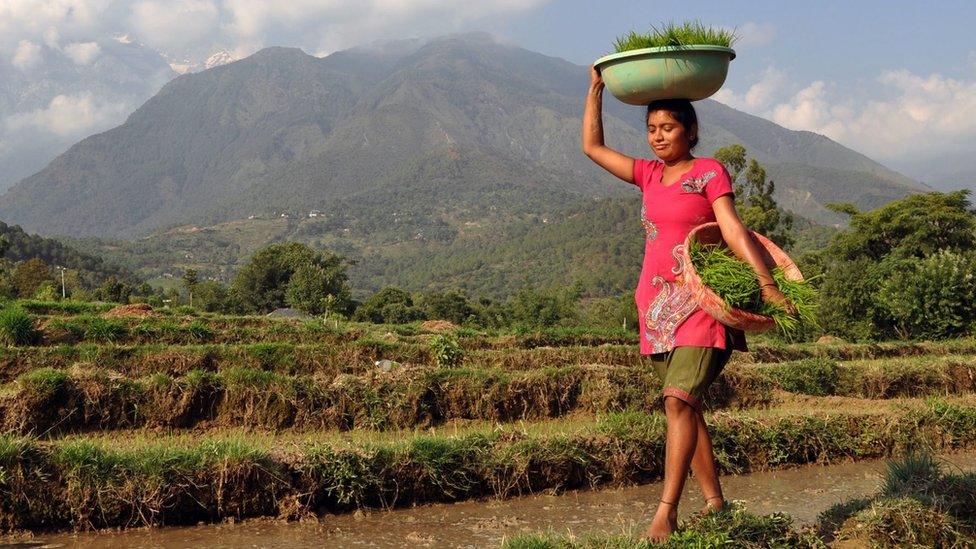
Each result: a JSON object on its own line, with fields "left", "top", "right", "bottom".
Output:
{"left": 16, "top": 450, "right": 976, "bottom": 549}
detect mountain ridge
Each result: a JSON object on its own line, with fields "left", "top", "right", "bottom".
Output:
{"left": 0, "top": 33, "right": 925, "bottom": 239}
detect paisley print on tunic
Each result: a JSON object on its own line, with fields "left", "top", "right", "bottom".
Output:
{"left": 643, "top": 275, "right": 698, "bottom": 353}
{"left": 670, "top": 243, "right": 686, "bottom": 275}
{"left": 640, "top": 203, "right": 658, "bottom": 240}
{"left": 642, "top": 243, "right": 697, "bottom": 353}
{"left": 680, "top": 170, "right": 716, "bottom": 194}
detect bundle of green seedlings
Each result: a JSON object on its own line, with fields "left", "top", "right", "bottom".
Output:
{"left": 689, "top": 239, "right": 818, "bottom": 336}
{"left": 613, "top": 21, "right": 738, "bottom": 53}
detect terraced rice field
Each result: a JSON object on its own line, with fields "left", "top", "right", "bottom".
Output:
{"left": 2, "top": 303, "right": 976, "bottom": 539}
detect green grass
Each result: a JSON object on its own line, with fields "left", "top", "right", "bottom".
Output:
{"left": 4, "top": 398, "right": 976, "bottom": 532}
{"left": 820, "top": 452, "right": 976, "bottom": 546}
{"left": 15, "top": 300, "right": 115, "bottom": 315}
{"left": 502, "top": 502, "right": 823, "bottom": 548}
{"left": 689, "top": 240, "right": 819, "bottom": 337}
{"left": 0, "top": 306, "right": 39, "bottom": 346}
{"left": 82, "top": 316, "right": 128, "bottom": 342}
{"left": 612, "top": 21, "right": 737, "bottom": 53}
{"left": 15, "top": 367, "right": 70, "bottom": 397}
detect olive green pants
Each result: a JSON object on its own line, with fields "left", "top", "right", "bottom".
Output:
{"left": 649, "top": 344, "right": 732, "bottom": 412}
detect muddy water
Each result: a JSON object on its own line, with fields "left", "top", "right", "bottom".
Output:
{"left": 13, "top": 451, "right": 976, "bottom": 548}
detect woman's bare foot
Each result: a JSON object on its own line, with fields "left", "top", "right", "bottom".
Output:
{"left": 639, "top": 501, "right": 678, "bottom": 544}
{"left": 699, "top": 495, "right": 725, "bottom": 515}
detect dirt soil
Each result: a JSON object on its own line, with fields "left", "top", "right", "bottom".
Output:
{"left": 421, "top": 320, "right": 459, "bottom": 332}
{"left": 102, "top": 303, "right": 157, "bottom": 319}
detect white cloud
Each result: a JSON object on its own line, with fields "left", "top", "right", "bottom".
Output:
{"left": 5, "top": 93, "right": 129, "bottom": 137}
{"left": 770, "top": 81, "right": 849, "bottom": 140}
{"left": 0, "top": 1, "right": 110, "bottom": 55}
{"left": 714, "top": 66, "right": 788, "bottom": 111}
{"left": 42, "top": 27, "right": 61, "bottom": 50}
{"left": 129, "top": 0, "right": 221, "bottom": 53}
{"left": 721, "top": 67, "right": 976, "bottom": 162}
{"left": 734, "top": 21, "right": 776, "bottom": 48}
{"left": 714, "top": 62, "right": 976, "bottom": 161}
{"left": 63, "top": 41, "right": 101, "bottom": 64}
{"left": 1, "top": 0, "right": 551, "bottom": 68}
{"left": 11, "top": 39, "right": 42, "bottom": 70}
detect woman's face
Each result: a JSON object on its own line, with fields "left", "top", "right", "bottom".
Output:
{"left": 646, "top": 110, "right": 695, "bottom": 162}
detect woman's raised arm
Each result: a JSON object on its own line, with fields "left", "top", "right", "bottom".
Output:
{"left": 582, "top": 65, "right": 637, "bottom": 183}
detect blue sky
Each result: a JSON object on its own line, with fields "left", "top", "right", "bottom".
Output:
{"left": 487, "top": 1, "right": 976, "bottom": 179}
{"left": 3, "top": 0, "right": 975, "bottom": 184}
{"left": 497, "top": 0, "right": 976, "bottom": 90}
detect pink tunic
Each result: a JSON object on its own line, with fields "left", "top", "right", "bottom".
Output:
{"left": 632, "top": 157, "right": 748, "bottom": 355}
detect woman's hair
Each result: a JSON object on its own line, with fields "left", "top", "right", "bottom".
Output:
{"left": 646, "top": 99, "right": 699, "bottom": 150}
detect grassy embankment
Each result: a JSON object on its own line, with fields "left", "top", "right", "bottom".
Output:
{"left": 0, "top": 300, "right": 975, "bottom": 537}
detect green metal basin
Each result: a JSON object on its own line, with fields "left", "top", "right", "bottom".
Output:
{"left": 594, "top": 45, "right": 735, "bottom": 105}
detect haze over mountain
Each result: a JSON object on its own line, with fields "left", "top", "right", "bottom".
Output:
{"left": 0, "top": 36, "right": 175, "bottom": 190}
{"left": 0, "top": 33, "right": 926, "bottom": 240}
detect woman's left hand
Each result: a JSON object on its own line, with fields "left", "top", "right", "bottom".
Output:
{"left": 589, "top": 64, "right": 604, "bottom": 91}
{"left": 761, "top": 285, "right": 797, "bottom": 317}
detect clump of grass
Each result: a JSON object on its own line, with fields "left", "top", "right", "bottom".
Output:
{"left": 882, "top": 451, "right": 943, "bottom": 499}
{"left": 17, "top": 300, "right": 110, "bottom": 315}
{"left": 79, "top": 316, "right": 128, "bottom": 342}
{"left": 174, "top": 305, "right": 198, "bottom": 316}
{"left": 16, "top": 367, "right": 70, "bottom": 397}
{"left": 0, "top": 307, "right": 40, "bottom": 345}
{"left": 0, "top": 306, "right": 39, "bottom": 346}
{"left": 613, "top": 21, "right": 737, "bottom": 53}
{"left": 840, "top": 497, "right": 975, "bottom": 547}
{"left": 823, "top": 451, "right": 976, "bottom": 546}
{"left": 45, "top": 318, "right": 85, "bottom": 341}
{"left": 184, "top": 320, "right": 214, "bottom": 342}
{"left": 689, "top": 239, "right": 819, "bottom": 336}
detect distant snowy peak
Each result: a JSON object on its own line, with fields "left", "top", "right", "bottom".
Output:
{"left": 204, "top": 51, "right": 239, "bottom": 69}
{"left": 167, "top": 50, "right": 240, "bottom": 74}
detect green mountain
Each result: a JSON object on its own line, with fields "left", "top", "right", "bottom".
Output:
{"left": 0, "top": 33, "right": 925, "bottom": 240}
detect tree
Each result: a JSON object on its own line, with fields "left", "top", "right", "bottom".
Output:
{"left": 94, "top": 276, "right": 131, "bottom": 303}
{"left": 354, "top": 287, "right": 425, "bottom": 324}
{"left": 714, "top": 145, "right": 795, "bottom": 249}
{"left": 182, "top": 269, "right": 199, "bottom": 307}
{"left": 878, "top": 250, "right": 976, "bottom": 340}
{"left": 193, "top": 280, "right": 230, "bottom": 313}
{"left": 817, "top": 191, "right": 976, "bottom": 340}
{"left": 713, "top": 144, "right": 747, "bottom": 191}
{"left": 285, "top": 263, "right": 353, "bottom": 316}
{"left": 422, "top": 290, "right": 476, "bottom": 325}
{"left": 11, "top": 258, "right": 53, "bottom": 298}
{"left": 506, "top": 285, "right": 580, "bottom": 328}
{"left": 231, "top": 242, "right": 351, "bottom": 314}
{"left": 825, "top": 190, "right": 976, "bottom": 262}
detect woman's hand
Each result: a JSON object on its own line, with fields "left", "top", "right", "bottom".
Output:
{"left": 761, "top": 284, "right": 797, "bottom": 317}
{"left": 589, "top": 65, "right": 604, "bottom": 91}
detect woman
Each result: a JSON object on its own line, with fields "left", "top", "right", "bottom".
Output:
{"left": 581, "top": 65, "right": 796, "bottom": 543}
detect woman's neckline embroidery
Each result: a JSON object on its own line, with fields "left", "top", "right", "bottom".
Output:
{"left": 658, "top": 158, "right": 699, "bottom": 188}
